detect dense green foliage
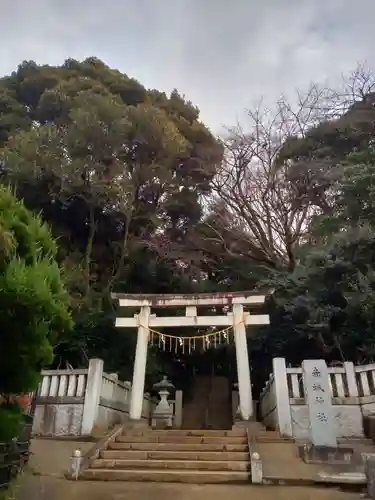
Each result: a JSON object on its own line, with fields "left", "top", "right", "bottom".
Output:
{"left": 1, "top": 58, "right": 375, "bottom": 396}
{"left": 0, "top": 403, "right": 24, "bottom": 441}
{"left": 0, "top": 185, "right": 72, "bottom": 438}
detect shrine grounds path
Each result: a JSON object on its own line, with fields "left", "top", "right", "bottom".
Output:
{"left": 13, "top": 439, "right": 361, "bottom": 500}
{"left": 18, "top": 475, "right": 361, "bottom": 500}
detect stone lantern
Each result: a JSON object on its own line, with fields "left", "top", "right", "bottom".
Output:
{"left": 151, "top": 376, "right": 175, "bottom": 429}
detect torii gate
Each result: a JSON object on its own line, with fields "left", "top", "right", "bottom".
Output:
{"left": 112, "top": 292, "right": 270, "bottom": 422}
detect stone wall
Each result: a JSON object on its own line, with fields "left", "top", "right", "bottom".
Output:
{"left": 33, "top": 400, "right": 84, "bottom": 436}
{"left": 290, "top": 404, "right": 364, "bottom": 440}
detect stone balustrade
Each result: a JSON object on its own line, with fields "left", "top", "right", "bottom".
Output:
{"left": 32, "top": 358, "right": 159, "bottom": 436}
{"left": 259, "top": 358, "right": 375, "bottom": 439}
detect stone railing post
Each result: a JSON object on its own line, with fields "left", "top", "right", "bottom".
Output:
{"left": 273, "top": 358, "right": 293, "bottom": 437}
{"left": 108, "top": 373, "right": 119, "bottom": 402}
{"left": 142, "top": 392, "right": 151, "bottom": 420}
{"left": 344, "top": 362, "right": 359, "bottom": 398}
{"left": 81, "top": 358, "right": 104, "bottom": 435}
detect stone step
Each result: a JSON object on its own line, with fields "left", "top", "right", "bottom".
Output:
{"left": 315, "top": 471, "right": 366, "bottom": 485}
{"left": 339, "top": 438, "right": 374, "bottom": 446}
{"left": 122, "top": 429, "right": 246, "bottom": 438}
{"left": 253, "top": 429, "right": 278, "bottom": 435}
{"left": 81, "top": 468, "right": 251, "bottom": 483}
{"left": 109, "top": 442, "right": 248, "bottom": 452}
{"left": 101, "top": 450, "right": 250, "bottom": 461}
{"left": 92, "top": 458, "right": 250, "bottom": 472}
{"left": 360, "top": 451, "right": 375, "bottom": 463}
{"left": 248, "top": 430, "right": 277, "bottom": 436}
{"left": 255, "top": 435, "right": 294, "bottom": 443}
{"left": 116, "top": 435, "right": 247, "bottom": 444}
{"left": 340, "top": 437, "right": 373, "bottom": 442}
{"left": 294, "top": 438, "right": 374, "bottom": 447}
{"left": 245, "top": 422, "right": 267, "bottom": 432}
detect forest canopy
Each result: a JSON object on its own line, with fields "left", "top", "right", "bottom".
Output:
{"left": 1, "top": 58, "right": 375, "bottom": 395}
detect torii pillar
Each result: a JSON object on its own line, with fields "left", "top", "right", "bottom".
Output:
{"left": 129, "top": 305, "right": 150, "bottom": 420}
{"left": 232, "top": 303, "right": 253, "bottom": 420}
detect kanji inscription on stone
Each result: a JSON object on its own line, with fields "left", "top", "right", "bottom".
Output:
{"left": 312, "top": 367, "right": 321, "bottom": 377}
{"left": 312, "top": 383, "right": 325, "bottom": 392}
{"left": 316, "top": 412, "right": 328, "bottom": 423}
{"left": 302, "top": 359, "right": 337, "bottom": 447}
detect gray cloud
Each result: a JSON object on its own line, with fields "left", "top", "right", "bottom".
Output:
{"left": 1, "top": 0, "right": 374, "bottom": 132}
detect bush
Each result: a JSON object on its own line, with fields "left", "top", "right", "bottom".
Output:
{"left": 0, "top": 404, "right": 23, "bottom": 442}
{"left": 0, "top": 185, "right": 73, "bottom": 438}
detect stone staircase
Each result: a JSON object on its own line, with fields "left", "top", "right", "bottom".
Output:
{"left": 81, "top": 428, "right": 251, "bottom": 483}
{"left": 77, "top": 423, "right": 375, "bottom": 488}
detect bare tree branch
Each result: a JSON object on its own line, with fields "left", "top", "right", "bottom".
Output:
{"left": 208, "top": 66, "right": 375, "bottom": 270}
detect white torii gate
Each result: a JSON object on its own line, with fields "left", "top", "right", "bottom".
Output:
{"left": 112, "top": 292, "right": 270, "bottom": 422}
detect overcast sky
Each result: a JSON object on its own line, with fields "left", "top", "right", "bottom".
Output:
{"left": 1, "top": 0, "right": 374, "bottom": 132}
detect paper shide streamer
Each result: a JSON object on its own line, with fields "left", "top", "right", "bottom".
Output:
{"left": 147, "top": 324, "right": 238, "bottom": 353}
